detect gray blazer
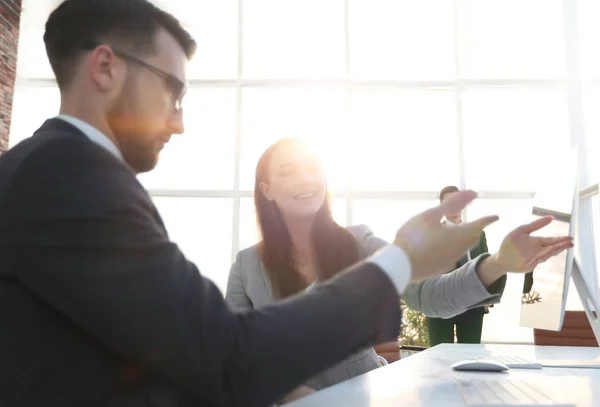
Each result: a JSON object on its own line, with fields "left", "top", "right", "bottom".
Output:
{"left": 225, "top": 225, "right": 504, "bottom": 390}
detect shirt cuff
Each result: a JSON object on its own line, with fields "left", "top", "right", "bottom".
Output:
{"left": 366, "top": 245, "right": 412, "bottom": 295}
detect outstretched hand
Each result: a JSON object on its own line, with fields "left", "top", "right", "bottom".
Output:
{"left": 492, "top": 216, "right": 574, "bottom": 272}
{"left": 393, "top": 190, "right": 499, "bottom": 282}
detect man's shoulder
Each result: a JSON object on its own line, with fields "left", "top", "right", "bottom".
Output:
{"left": 3, "top": 124, "right": 133, "bottom": 185}
{"left": 1, "top": 126, "right": 79, "bottom": 165}
{"left": 0, "top": 122, "right": 142, "bottom": 210}
{"left": 11, "top": 126, "right": 119, "bottom": 167}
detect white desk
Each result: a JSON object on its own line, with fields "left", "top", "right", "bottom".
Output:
{"left": 285, "top": 344, "right": 600, "bottom": 406}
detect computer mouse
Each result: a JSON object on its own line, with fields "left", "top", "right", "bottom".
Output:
{"left": 451, "top": 359, "right": 509, "bottom": 372}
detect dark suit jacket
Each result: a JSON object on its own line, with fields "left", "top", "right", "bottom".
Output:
{"left": 0, "top": 119, "right": 401, "bottom": 407}
{"left": 523, "top": 271, "right": 534, "bottom": 294}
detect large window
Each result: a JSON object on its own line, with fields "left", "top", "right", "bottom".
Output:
{"left": 11, "top": 0, "right": 600, "bottom": 344}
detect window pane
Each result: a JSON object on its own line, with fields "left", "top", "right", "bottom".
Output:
{"left": 15, "top": 29, "right": 55, "bottom": 79}
{"left": 457, "top": 0, "right": 566, "bottom": 79}
{"left": 348, "top": 90, "right": 459, "bottom": 191}
{"left": 21, "top": 0, "right": 239, "bottom": 80}
{"left": 466, "top": 198, "right": 535, "bottom": 343}
{"left": 352, "top": 199, "right": 439, "bottom": 243}
{"left": 20, "top": 0, "right": 61, "bottom": 31}
{"left": 349, "top": 0, "right": 455, "bottom": 80}
{"left": 10, "top": 86, "right": 60, "bottom": 147}
{"left": 17, "top": 0, "right": 61, "bottom": 79}
{"left": 183, "top": 0, "right": 238, "bottom": 79}
{"left": 240, "top": 88, "right": 348, "bottom": 192}
{"left": 243, "top": 0, "right": 345, "bottom": 78}
{"left": 578, "top": 0, "right": 600, "bottom": 81}
{"left": 466, "top": 199, "right": 532, "bottom": 252}
{"left": 583, "top": 85, "right": 600, "bottom": 186}
{"left": 152, "top": 197, "right": 233, "bottom": 293}
{"left": 461, "top": 89, "right": 570, "bottom": 191}
{"left": 239, "top": 198, "right": 260, "bottom": 251}
{"left": 239, "top": 197, "right": 347, "bottom": 251}
{"left": 138, "top": 89, "right": 237, "bottom": 190}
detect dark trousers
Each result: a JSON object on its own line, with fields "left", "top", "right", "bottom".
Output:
{"left": 427, "top": 307, "right": 485, "bottom": 346}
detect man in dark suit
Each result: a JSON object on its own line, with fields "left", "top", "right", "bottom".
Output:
{"left": 428, "top": 186, "right": 508, "bottom": 346}
{"left": 0, "top": 1, "right": 573, "bottom": 406}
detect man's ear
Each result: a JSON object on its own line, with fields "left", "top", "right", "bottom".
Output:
{"left": 259, "top": 182, "right": 274, "bottom": 201}
{"left": 88, "top": 44, "right": 125, "bottom": 92}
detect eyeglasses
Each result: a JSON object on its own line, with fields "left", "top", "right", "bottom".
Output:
{"left": 82, "top": 41, "right": 186, "bottom": 112}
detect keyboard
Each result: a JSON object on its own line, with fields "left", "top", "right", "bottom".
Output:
{"left": 479, "top": 355, "right": 543, "bottom": 369}
{"left": 456, "top": 377, "right": 575, "bottom": 407}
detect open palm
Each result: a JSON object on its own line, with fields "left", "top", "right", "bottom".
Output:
{"left": 495, "top": 216, "right": 574, "bottom": 272}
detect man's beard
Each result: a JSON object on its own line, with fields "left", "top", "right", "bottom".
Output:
{"left": 107, "top": 96, "right": 160, "bottom": 174}
{"left": 120, "top": 135, "right": 159, "bottom": 173}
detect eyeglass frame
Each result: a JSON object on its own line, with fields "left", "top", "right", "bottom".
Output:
{"left": 82, "top": 41, "right": 187, "bottom": 112}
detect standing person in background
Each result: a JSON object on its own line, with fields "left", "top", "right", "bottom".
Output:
{"left": 427, "top": 186, "right": 507, "bottom": 346}
{"left": 523, "top": 271, "right": 534, "bottom": 294}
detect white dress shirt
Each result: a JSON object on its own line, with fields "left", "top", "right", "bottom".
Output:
{"left": 367, "top": 246, "right": 412, "bottom": 294}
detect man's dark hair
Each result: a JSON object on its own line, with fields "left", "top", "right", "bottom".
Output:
{"left": 44, "top": 0, "right": 196, "bottom": 89}
{"left": 439, "top": 185, "right": 459, "bottom": 201}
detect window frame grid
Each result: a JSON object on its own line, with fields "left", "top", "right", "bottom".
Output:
{"left": 12, "top": 0, "right": 599, "bottom": 283}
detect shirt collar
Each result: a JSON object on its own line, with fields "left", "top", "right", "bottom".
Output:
{"left": 56, "top": 114, "right": 124, "bottom": 163}
{"left": 445, "top": 218, "right": 463, "bottom": 226}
